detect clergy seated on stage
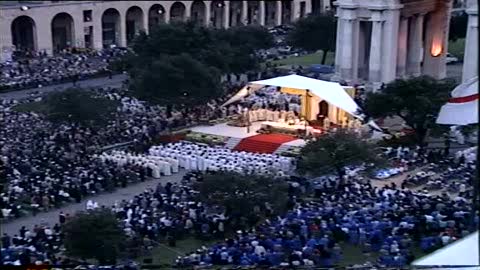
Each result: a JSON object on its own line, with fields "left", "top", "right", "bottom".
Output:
{"left": 149, "top": 141, "right": 295, "bottom": 176}
{"left": 243, "top": 86, "right": 301, "bottom": 112}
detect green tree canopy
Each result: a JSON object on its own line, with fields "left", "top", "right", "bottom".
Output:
{"left": 287, "top": 13, "right": 337, "bottom": 64}
{"left": 130, "top": 22, "right": 271, "bottom": 74}
{"left": 194, "top": 171, "right": 288, "bottom": 227}
{"left": 15, "top": 88, "right": 118, "bottom": 126}
{"left": 363, "top": 76, "right": 456, "bottom": 144}
{"left": 43, "top": 88, "right": 118, "bottom": 125}
{"left": 126, "top": 22, "right": 274, "bottom": 105}
{"left": 131, "top": 54, "right": 222, "bottom": 105}
{"left": 297, "top": 129, "right": 383, "bottom": 181}
{"left": 63, "top": 209, "right": 126, "bottom": 264}
{"left": 214, "top": 25, "right": 274, "bottom": 51}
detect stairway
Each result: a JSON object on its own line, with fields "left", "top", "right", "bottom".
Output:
{"left": 274, "top": 144, "right": 294, "bottom": 155}
{"left": 233, "top": 134, "right": 296, "bottom": 154}
{"left": 224, "top": 137, "right": 242, "bottom": 149}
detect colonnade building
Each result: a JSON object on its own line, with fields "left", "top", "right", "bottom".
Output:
{"left": 333, "top": 0, "right": 478, "bottom": 87}
{"left": 0, "top": 0, "right": 332, "bottom": 59}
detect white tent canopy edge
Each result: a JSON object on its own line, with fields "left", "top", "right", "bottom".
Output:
{"left": 412, "top": 231, "right": 479, "bottom": 269}
{"left": 222, "top": 74, "right": 382, "bottom": 131}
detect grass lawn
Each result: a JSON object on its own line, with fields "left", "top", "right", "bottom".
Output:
{"left": 270, "top": 50, "right": 335, "bottom": 67}
{"left": 138, "top": 238, "right": 218, "bottom": 265}
{"left": 13, "top": 100, "right": 48, "bottom": 114}
{"left": 448, "top": 38, "right": 465, "bottom": 60}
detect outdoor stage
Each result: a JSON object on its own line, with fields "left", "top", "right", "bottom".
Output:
{"left": 190, "top": 122, "right": 306, "bottom": 154}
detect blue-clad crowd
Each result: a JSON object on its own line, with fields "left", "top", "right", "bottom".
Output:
{"left": 175, "top": 155, "right": 476, "bottom": 268}
{"left": 0, "top": 147, "right": 477, "bottom": 267}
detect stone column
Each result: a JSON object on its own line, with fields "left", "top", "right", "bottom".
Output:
{"left": 462, "top": 0, "right": 478, "bottom": 82}
{"left": 275, "top": 1, "right": 282, "bottom": 26}
{"left": 333, "top": 14, "right": 343, "bottom": 79}
{"left": 259, "top": 1, "right": 266, "bottom": 26}
{"left": 339, "top": 9, "right": 356, "bottom": 82}
{"left": 406, "top": 14, "right": 424, "bottom": 76}
{"left": 381, "top": 7, "right": 400, "bottom": 83}
{"left": 396, "top": 17, "right": 409, "bottom": 77}
{"left": 119, "top": 11, "right": 127, "bottom": 47}
{"left": 205, "top": 2, "right": 211, "bottom": 27}
{"left": 185, "top": 5, "right": 191, "bottom": 21}
{"left": 92, "top": 9, "right": 103, "bottom": 50}
{"left": 0, "top": 17, "right": 13, "bottom": 62}
{"left": 305, "top": 0, "right": 312, "bottom": 16}
{"left": 422, "top": 0, "right": 452, "bottom": 79}
{"left": 142, "top": 10, "right": 149, "bottom": 34}
{"left": 369, "top": 11, "right": 383, "bottom": 84}
{"left": 223, "top": 1, "right": 230, "bottom": 28}
{"left": 290, "top": 0, "right": 298, "bottom": 21}
{"left": 36, "top": 16, "right": 53, "bottom": 55}
{"left": 241, "top": 0, "right": 248, "bottom": 25}
{"left": 164, "top": 6, "right": 171, "bottom": 24}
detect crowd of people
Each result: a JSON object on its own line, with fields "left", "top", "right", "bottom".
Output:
{"left": 0, "top": 172, "right": 226, "bottom": 266}
{"left": 149, "top": 142, "right": 295, "bottom": 175}
{"left": 0, "top": 48, "right": 127, "bottom": 91}
{"left": 0, "top": 83, "right": 237, "bottom": 220}
{"left": 176, "top": 150, "right": 477, "bottom": 268}
{"left": 0, "top": 51, "right": 477, "bottom": 268}
{"left": 2, "top": 142, "right": 476, "bottom": 268}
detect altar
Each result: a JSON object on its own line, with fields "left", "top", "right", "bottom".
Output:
{"left": 260, "top": 121, "right": 318, "bottom": 136}
{"left": 221, "top": 74, "right": 382, "bottom": 136}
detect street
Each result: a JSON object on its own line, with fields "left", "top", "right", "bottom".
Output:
{"left": 0, "top": 74, "right": 127, "bottom": 100}
{"left": 1, "top": 171, "right": 186, "bottom": 236}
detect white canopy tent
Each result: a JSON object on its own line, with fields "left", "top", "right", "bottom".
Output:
{"left": 412, "top": 231, "right": 479, "bottom": 269}
{"left": 223, "top": 74, "right": 359, "bottom": 115}
{"left": 250, "top": 75, "right": 360, "bottom": 116}
{"left": 222, "top": 74, "right": 382, "bottom": 131}
{"left": 437, "top": 77, "right": 478, "bottom": 125}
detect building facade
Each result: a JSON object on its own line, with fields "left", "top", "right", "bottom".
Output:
{"left": 0, "top": 0, "right": 332, "bottom": 61}
{"left": 334, "top": 0, "right": 478, "bottom": 88}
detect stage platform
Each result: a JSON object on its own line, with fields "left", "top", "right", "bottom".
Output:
{"left": 190, "top": 122, "right": 306, "bottom": 154}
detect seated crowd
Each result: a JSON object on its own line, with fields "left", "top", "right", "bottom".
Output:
{"left": 0, "top": 48, "right": 127, "bottom": 91}
{"left": 176, "top": 153, "right": 476, "bottom": 267}
{"left": 1, "top": 146, "right": 476, "bottom": 267}
{"left": 0, "top": 65, "right": 476, "bottom": 267}
{"left": 0, "top": 85, "right": 235, "bottom": 219}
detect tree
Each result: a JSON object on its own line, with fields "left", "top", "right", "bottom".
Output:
{"left": 131, "top": 54, "right": 222, "bottom": 105}
{"left": 449, "top": 12, "right": 468, "bottom": 42}
{"left": 14, "top": 88, "right": 118, "bottom": 126}
{"left": 44, "top": 88, "right": 118, "bottom": 125}
{"left": 130, "top": 21, "right": 270, "bottom": 74}
{"left": 297, "top": 129, "right": 383, "bottom": 183}
{"left": 194, "top": 172, "right": 288, "bottom": 228}
{"left": 215, "top": 25, "right": 274, "bottom": 51}
{"left": 126, "top": 22, "right": 274, "bottom": 104}
{"left": 287, "top": 13, "right": 336, "bottom": 64}
{"left": 63, "top": 209, "right": 126, "bottom": 264}
{"left": 363, "top": 76, "right": 456, "bottom": 144}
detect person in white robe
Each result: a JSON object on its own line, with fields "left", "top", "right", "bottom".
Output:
{"left": 149, "top": 162, "right": 161, "bottom": 178}
{"left": 258, "top": 108, "right": 267, "bottom": 121}
{"left": 266, "top": 110, "right": 274, "bottom": 121}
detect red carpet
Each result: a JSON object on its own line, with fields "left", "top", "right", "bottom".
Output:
{"left": 233, "top": 133, "right": 296, "bottom": 154}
